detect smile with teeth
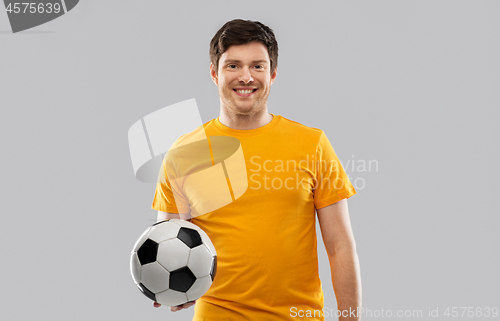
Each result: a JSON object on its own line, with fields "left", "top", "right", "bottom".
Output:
{"left": 234, "top": 89, "right": 257, "bottom": 94}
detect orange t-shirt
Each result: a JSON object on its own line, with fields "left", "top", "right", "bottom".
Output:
{"left": 152, "top": 114, "right": 356, "bottom": 320}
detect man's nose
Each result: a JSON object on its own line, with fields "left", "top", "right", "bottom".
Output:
{"left": 238, "top": 67, "right": 254, "bottom": 83}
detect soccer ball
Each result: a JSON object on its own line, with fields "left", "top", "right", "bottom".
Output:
{"left": 130, "top": 219, "right": 217, "bottom": 306}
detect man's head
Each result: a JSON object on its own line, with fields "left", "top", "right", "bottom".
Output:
{"left": 209, "top": 19, "right": 278, "bottom": 76}
{"left": 209, "top": 19, "right": 278, "bottom": 118}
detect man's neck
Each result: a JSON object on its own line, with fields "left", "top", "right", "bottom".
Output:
{"left": 218, "top": 108, "right": 274, "bottom": 130}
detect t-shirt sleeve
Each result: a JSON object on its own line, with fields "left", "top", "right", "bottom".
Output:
{"left": 313, "top": 131, "right": 357, "bottom": 209}
{"left": 151, "top": 153, "right": 191, "bottom": 214}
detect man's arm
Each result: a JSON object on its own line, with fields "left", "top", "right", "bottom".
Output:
{"left": 157, "top": 211, "right": 191, "bottom": 222}
{"left": 317, "top": 199, "right": 362, "bottom": 321}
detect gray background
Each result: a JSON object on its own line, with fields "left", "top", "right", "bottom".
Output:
{"left": 1, "top": 0, "right": 498, "bottom": 320}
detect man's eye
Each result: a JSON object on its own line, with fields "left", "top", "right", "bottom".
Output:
{"left": 228, "top": 64, "right": 237, "bottom": 69}
{"left": 254, "top": 65, "right": 263, "bottom": 69}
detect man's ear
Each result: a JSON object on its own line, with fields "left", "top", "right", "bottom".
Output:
{"left": 271, "top": 67, "right": 277, "bottom": 84}
{"left": 210, "top": 63, "right": 218, "bottom": 85}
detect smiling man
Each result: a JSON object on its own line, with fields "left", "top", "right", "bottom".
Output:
{"left": 212, "top": 29, "right": 277, "bottom": 130}
{"left": 151, "top": 19, "right": 362, "bottom": 320}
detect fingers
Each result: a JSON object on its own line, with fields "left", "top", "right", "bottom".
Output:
{"left": 153, "top": 302, "right": 161, "bottom": 308}
{"left": 170, "top": 300, "right": 196, "bottom": 312}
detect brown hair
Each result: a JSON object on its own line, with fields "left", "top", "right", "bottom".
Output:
{"left": 209, "top": 19, "right": 278, "bottom": 75}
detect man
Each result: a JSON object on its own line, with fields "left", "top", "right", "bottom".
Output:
{"left": 151, "top": 19, "right": 362, "bottom": 320}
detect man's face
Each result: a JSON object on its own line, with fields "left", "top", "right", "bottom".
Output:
{"left": 210, "top": 41, "right": 277, "bottom": 116}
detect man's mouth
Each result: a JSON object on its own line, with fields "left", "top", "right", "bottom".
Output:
{"left": 233, "top": 88, "right": 257, "bottom": 96}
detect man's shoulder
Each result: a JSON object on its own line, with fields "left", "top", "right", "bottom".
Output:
{"left": 170, "top": 120, "right": 215, "bottom": 148}
{"left": 277, "top": 115, "right": 325, "bottom": 138}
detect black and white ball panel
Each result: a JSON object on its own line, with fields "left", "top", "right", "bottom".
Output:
{"left": 186, "top": 275, "right": 213, "bottom": 301}
{"left": 187, "top": 244, "right": 214, "bottom": 278}
{"left": 137, "top": 283, "right": 156, "bottom": 301}
{"left": 141, "top": 262, "right": 170, "bottom": 293}
{"left": 173, "top": 220, "right": 217, "bottom": 256}
{"left": 210, "top": 256, "right": 217, "bottom": 281}
{"left": 155, "top": 289, "right": 190, "bottom": 307}
{"left": 169, "top": 266, "right": 197, "bottom": 292}
{"left": 177, "top": 227, "right": 202, "bottom": 248}
{"left": 130, "top": 252, "right": 141, "bottom": 285}
{"left": 137, "top": 239, "right": 158, "bottom": 265}
{"left": 199, "top": 231, "right": 217, "bottom": 257}
{"left": 157, "top": 238, "right": 191, "bottom": 271}
{"left": 147, "top": 222, "right": 181, "bottom": 243}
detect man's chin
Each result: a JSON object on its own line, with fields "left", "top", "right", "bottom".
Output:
{"left": 231, "top": 104, "right": 258, "bottom": 114}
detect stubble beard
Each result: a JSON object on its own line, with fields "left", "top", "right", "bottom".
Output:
{"left": 220, "top": 86, "right": 270, "bottom": 119}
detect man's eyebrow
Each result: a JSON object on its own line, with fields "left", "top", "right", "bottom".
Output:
{"left": 223, "top": 59, "right": 269, "bottom": 64}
